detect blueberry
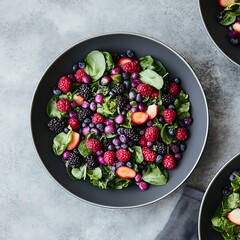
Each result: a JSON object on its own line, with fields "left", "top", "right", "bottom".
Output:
{"left": 159, "top": 116, "right": 164, "bottom": 123}
{"left": 108, "top": 145, "right": 115, "bottom": 151}
{"left": 122, "top": 72, "right": 129, "bottom": 80}
{"left": 175, "top": 152, "right": 183, "bottom": 161}
{"left": 230, "top": 37, "right": 240, "bottom": 46}
{"left": 136, "top": 93, "right": 143, "bottom": 102}
{"left": 222, "top": 186, "right": 233, "bottom": 196}
{"left": 119, "top": 134, "right": 127, "bottom": 143}
{"left": 184, "top": 117, "right": 193, "bottom": 126}
{"left": 82, "top": 122, "right": 87, "bottom": 127}
{"left": 89, "top": 123, "right": 95, "bottom": 128}
{"left": 233, "top": 170, "right": 240, "bottom": 177}
{"left": 139, "top": 164, "right": 144, "bottom": 170}
{"left": 237, "top": 16, "right": 240, "bottom": 21}
{"left": 121, "top": 110, "right": 127, "bottom": 116}
{"left": 121, "top": 143, "right": 128, "bottom": 149}
{"left": 72, "top": 64, "right": 78, "bottom": 72}
{"left": 126, "top": 49, "right": 135, "bottom": 58}
{"left": 78, "top": 61, "right": 85, "bottom": 69}
{"left": 91, "top": 128, "right": 99, "bottom": 135}
{"left": 109, "top": 91, "right": 116, "bottom": 97}
{"left": 180, "top": 89, "right": 185, "bottom": 94}
{"left": 120, "top": 53, "right": 127, "bottom": 58}
{"left": 139, "top": 129, "right": 145, "bottom": 135}
{"left": 147, "top": 141, "right": 153, "bottom": 148}
{"left": 84, "top": 118, "right": 91, "bottom": 123}
{"left": 229, "top": 26, "right": 233, "bottom": 31}
{"left": 126, "top": 162, "right": 133, "bottom": 168}
{"left": 168, "top": 128, "right": 176, "bottom": 136}
{"left": 64, "top": 127, "right": 69, "bottom": 133}
{"left": 174, "top": 77, "right": 181, "bottom": 84}
{"left": 123, "top": 80, "right": 131, "bottom": 89}
{"left": 112, "top": 138, "right": 121, "bottom": 146}
{"left": 116, "top": 162, "right": 124, "bottom": 168}
{"left": 96, "top": 123, "right": 104, "bottom": 130}
{"left": 129, "top": 91, "right": 137, "bottom": 100}
{"left": 117, "top": 127, "right": 124, "bottom": 135}
{"left": 229, "top": 174, "right": 236, "bottom": 182}
{"left": 156, "top": 155, "right": 163, "bottom": 163}
{"left": 179, "top": 143, "right": 186, "bottom": 152}
{"left": 53, "top": 87, "right": 62, "bottom": 96}
{"left": 168, "top": 104, "right": 175, "bottom": 110}
{"left": 111, "top": 166, "right": 116, "bottom": 172}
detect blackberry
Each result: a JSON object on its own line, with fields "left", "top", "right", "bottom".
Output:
{"left": 78, "top": 83, "right": 91, "bottom": 100}
{"left": 124, "top": 128, "right": 139, "bottom": 142}
{"left": 68, "top": 152, "right": 81, "bottom": 168}
{"left": 85, "top": 156, "right": 98, "bottom": 170}
{"left": 102, "top": 137, "right": 112, "bottom": 150}
{"left": 78, "top": 108, "right": 92, "bottom": 121}
{"left": 156, "top": 142, "right": 167, "bottom": 155}
{"left": 47, "top": 118, "right": 65, "bottom": 133}
{"left": 116, "top": 95, "right": 127, "bottom": 109}
{"left": 113, "top": 83, "right": 125, "bottom": 94}
{"left": 162, "top": 93, "right": 175, "bottom": 107}
{"left": 162, "top": 79, "right": 171, "bottom": 93}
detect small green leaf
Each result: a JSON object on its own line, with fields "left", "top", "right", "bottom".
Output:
{"left": 87, "top": 167, "right": 102, "bottom": 180}
{"left": 219, "top": 12, "right": 236, "bottom": 26}
{"left": 161, "top": 124, "right": 173, "bottom": 145}
{"left": 53, "top": 129, "right": 73, "bottom": 155}
{"left": 46, "top": 97, "right": 66, "bottom": 119}
{"left": 140, "top": 69, "right": 163, "bottom": 90}
{"left": 102, "top": 52, "right": 114, "bottom": 71}
{"left": 71, "top": 164, "right": 87, "bottom": 180}
{"left": 78, "top": 139, "right": 92, "bottom": 156}
{"left": 131, "top": 146, "right": 144, "bottom": 164}
{"left": 97, "top": 96, "right": 116, "bottom": 117}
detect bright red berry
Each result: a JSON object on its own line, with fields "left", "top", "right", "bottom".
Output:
{"left": 121, "top": 60, "right": 140, "bottom": 73}
{"left": 116, "top": 149, "right": 131, "bottom": 163}
{"left": 68, "top": 118, "right": 80, "bottom": 130}
{"left": 137, "top": 83, "right": 154, "bottom": 97}
{"left": 56, "top": 98, "right": 71, "bottom": 112}
{"left": 86, "top": 138, "right": 102, "bottom": 152}
{"left": 58, "top": 76, "right": 72, "bottom": 93}
{"left": 145, "top": 127, "right": 159, "bottom": 142}
{"left": 168, "top": 82, "right": 180, "bottom": 96}
{"left": 139, "top": 135, "right": 147, "bottom": 147}
{"left": 163, "top": 154, "right": 175, "bottom": 169}
{"left": 103, "top": 151, "right": 115, "bottom": 165}
{"left": 176, "top": 127, "right": 189, "bottom": 141}
{"left": 151, "top": 89, "right": 159, "bottom": 99}
{"left": 91, "top": 113, "right": 105, "bottom": 125}
{"left": 163, "top": 109, "right": 177, "bottom": 123}
{"left": 74, "top": 69, "right": 86, "bottom": 82}
{"left": 142, "top": 147, "right": 157, "bottom": 162}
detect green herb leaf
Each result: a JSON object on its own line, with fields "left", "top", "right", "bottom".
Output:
{"left": 71, "top": 164, "right": 87, "bottom": 180}
{"left": 66, "top": 167, "right": 78, "bottom": 180}
{"left": 97, "top": 96, "right": 117, "bottom": 117}
{"left": 139, "top": 55, "right": 154, "bottom": 70}
{"left": 139, "top": 69, "right": 163, "bottom": 90}
{"left": 109, "top": 178, "right": 132, "bottom": 189}
{"left": 152, "top": 118, "right": 163, "bottom": 130}
{"left": 219, "top": 12, "right": 236, "bottom": 26}
{"left": 131, "top": 146, "right": 144, "bottom": 164}
{"left": 46, "top": 97, "right": 66, "bottom": 119}
{"left": 161, "top": 124, "right": 174, "bottom": 145}
{"left": 87, "top": 167, "right": 102, "bottom": 180}
{"left": 102, "top": 52, "right": 114, "bottom": 71}
{"left": 78, "top": 139, "right": 92, "bottom": 156}
{"left": 120, "top": 111, "right": 132, "bottom": 128}
{"left": 59, "top": 92, "right": 73, "bottom": 101}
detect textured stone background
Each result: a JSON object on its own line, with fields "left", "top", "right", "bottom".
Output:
{"left": 0, "top": 0, "right": 240, "bottom": 239}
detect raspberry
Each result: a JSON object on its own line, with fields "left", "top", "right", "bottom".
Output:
{"left": 176, "top": 127, "right": 189, "bottom": 141}
{"left": 137, "top": 84, "right": 154, "bottom": 97}
{"left": 68, "top": 118, "right": 80, "bottom": 130}
{"left": 116, "top": 149, "right": 131, "bottom": 163}
{"left": 91, "top": 113, "right": 105, "bottom": 125}
{"left": 74, "top": 69, "right": 86, "bottom": 82}
{"left": 163, "top": 109, "right": 177, "bottom": 123}
{"left": 121, "top": 60, "right": 140, "bottom": 73}
{"left": 56, "top": 98, "right": 70, "bottom": 112}
{"left": 86, "top": 138, "right": 102, "bottom": 152}
{"left": 139, "top": 135, "right": 147, "bottom": 147}
{"left": 163, "top": 154, "right": 175, "bottom": 169}
{"left": 58, "top": 76, "right": 72, "bottom": 93}
{"left": 103, "top": 151, "right": 115, "bottom": 165}
{"left": 142, "top": 147, "right": 157, "bottom": 162}
{"left": 168, "top": 82, "right": 180, "bottom": 96}
{"left": 151, "top": 89, "right": 159, "bottom": 99}
{"left": 144, "top": 127, "right": 159, "bottom": 142}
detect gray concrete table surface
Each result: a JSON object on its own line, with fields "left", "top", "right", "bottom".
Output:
{"left": 0, "top": 0, "right": 239, "bottom": 239}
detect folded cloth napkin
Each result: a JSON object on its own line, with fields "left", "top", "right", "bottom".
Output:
{"left": 155, "top": 186, "right": 204, "bottom": 240}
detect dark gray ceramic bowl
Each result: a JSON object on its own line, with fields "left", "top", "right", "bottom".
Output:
{"left": 199, "top": 0, "right": 240, "bottom": 66}
{"left": 198, "top": 152, "right": 240, "bottom": 239}
{"left": 31, "top": 33, "right": 208, "bottom": 208}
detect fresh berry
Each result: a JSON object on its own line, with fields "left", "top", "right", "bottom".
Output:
{"left": 78, "top": 83, "right": 91, "bottom": 100}
{"left": 142, "top": 147, "right": 157, "bottom": 162}
{"left": 113, "top": 83, "right": 125, "bottom": 94}
{"left": 85, "top": 156, "right": 98, "bottom": 169}
{"left": 91, "top": 113, "right": 105, "bottom": 125}
{"left": 74, "top": 69, "right": 86, "bottom": 82}
{"left": 78, "top": 108, "right": 92, "bottom": 121}
{"left": 139, "top": 135, "right": 147, "bottom": 146}
{"left": 68, "top": 118, "right": 80, "bottom": 130}
{"left": 86, "top": 138, "right": 102, "bottom": 152}
{"left": 162, "top": 79, "right": 171, "bottom": 93}
{"left": 103, "top": 151, "right": 115, "bottom": 165}
{"left": 151, "top": 89, "right": 159, "bottom": 98}
{"left": 53, "top": 87, "right": 62, "bottom": 96}
{"left": 155, "top": 142, "right": 167, "bottom": 154}
{"left": 73, "top": 94, "right": 84, "bottom": 106}
{"left": 162, "top": 93, "right": 175, "bottom": 106}
{"left": 124, "top": 128, "right": 140, "bottom": 142}
{"left": 168, "top": 82, "right": 180, "bottom": 96}
{"left": 163, "top": 154, "right": 175, "bottom": 169}
{"left": 137, "top": 83, "right": 154, "bottom": 97}
{"left": 117, "top": 57, "right": 132, "bottom": 66}
{"left": 218, "top": 0, "right": 235, "bottom": 8}
{"left": 176, "top": 127, "right": 189, "bottom": 141}
{"left": 56, "top": 98, "right": 71, "bottom": 112}
{"left": 67, "top": 132, "right": 81, "bottom": 150}
{"left": 67, "top": 152, "right": 81, "bottom": 168}
{"left": 116, "top": 95, "right": 128, "bottom": 109}
{"left": 146, "top": 104, "right": 158, "bottom": 120}
{"left": 145, "top": 127, "right": 159, "bottom": 142}
{"left": 57, "top": 76, "right": 72, "bottom": 93}
{"left": 116, "top": 166, "right": 136, "bottom": 179}
{"left": 131, "top": 112, "right": 149, "bottom": 125}
{"left": 222, "top": 186, "right": 233, "bottom": 196}
{"left": 116, "top": 149, "right": 131, "bottom": 162}
{"left": 163, "top": 109, "right": 177, "bottom": 123}
{"left": 121, "top": 60, "right": 140, "bottom": 73}
{"left": 126, "top": 49, "right": 135, "bottom": 58}
{"left": 47, "top": 118, "right": 65, "bottom": 133}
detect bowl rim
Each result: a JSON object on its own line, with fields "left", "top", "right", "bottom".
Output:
{"left": 198, "top": 0, "right": 240, "bottom": 68}
{"left": 30, "top": 32, "right": 209, "bottom": 208}
{"left": 198, "top": 151, "right": 240, "bottom": 239}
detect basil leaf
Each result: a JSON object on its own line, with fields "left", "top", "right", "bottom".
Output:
{"left": 78, "top": 139, "right": 92, "bottom": 156}
{"left": 84, "top": 50, "right": 106, "bottom": 81}
{"left": 53, "top": 129, "right": 73, "bottom": 155}
{"left": 46, "top": 97, "right": 66, "bottom": 119}
{"left": 131, "top": 146, "right": 144, "bottom": 164}
{"left": 140, "top": 69, "right": 163, "bottom": 90}
{"left": 102, "top": 52, "right": 114, "bottom": 71}
{"left": 71, "top": 164, "right": 87, "bottom": 180}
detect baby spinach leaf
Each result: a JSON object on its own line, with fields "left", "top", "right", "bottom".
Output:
{"left": 53, "top": 129, "right": 73, "bottom": 155}
{"left": 152, "top": 60, "right": 168, "bottom": 77}
{"left": 140, "top": 69, "right": 163, "bottom": 90}
{"left": 225, "top": 193, "right": 240, "bottom": 209}
{"left": 212, "top": 216, "right": 238, "bottom": 235}
{"left": 97, "top": 85, "right": 110, "bottom": 96}
{"left": 87, "top": 167, "right": 102, "bottom": 180}
{"left": 84, "top": 50, "right": 106, "bottom": 81}
{"left": 174, "top": 93, "right": 191, "bottom": 120}
{"left": 139, "top": 55, "right": 154, "bottom": 70}
{"left": 46, "top": 97, "right": 66, "bottom": 119}
{"left": 131, "top": 146, "right": 144, "bottom": 164}
{"left": 161, "top": 124, "right": 174, "bottom": 145}
{"left": 78, "top": 139, "right": 92, "bottom": 156}
{"left": 102, "top": 51, "right": 114, "bottom": 71}
{"left": 142, "top": 163, "right": 168, "bottom": 185}
{"left": 71, "top": 164, "right": 87, "bottom": 180}
{"left": 97, "top": 96, "right": 116, "bottom": 117}
{"left": 66, "top": 167, "right": 78, "bottom": 180}
{"left": 231, "top": 175, "right": 240, "bottom": 192}
{"left": 120, "top": 111, "right": 132, "bottom": 128}
{"left": 109, "top": 178, "right": 132, "bottom": 189}
{"left": 219, "top": 12, "right": 236, "bottom": 26}
{"left": 152, "top": 118, "right": 163, "bottom": 130}
{"left": 59, "top": 92, "right": 73, "bottom": 101}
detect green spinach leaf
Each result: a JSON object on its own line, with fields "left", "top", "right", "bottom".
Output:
{"left": 46, "top": 97, "right": 66, "bottom": 119}
{"left": 109, "top": 178, "right": 132, "bottom": 189}
{"left": 78, "top": 139, "right": 92, "bottom": 156}
{"left": 102, "top": 52, "right": 114, "bottom": 71}
{"left": 87, "top": 167, "right": 102, "bottom": 180}
{"left": 140, "top": 69, "right": 163, "bottom": 90}
{"left": 131, "top": 146, "right": 144, "bottom": 164}
{"left": 71, "top": 164, "right": 87, "bottom": 180}
{"left": 53, "top": 129, "right": 72, "bottom": 155}
{"left": 97, "top": 96, "right": 116, "bottom": 117}
{"left": 161, "top": 124, "right": 174, "bottom": 145}
{"left": 219, "top": 12, "right": 236, "bottom": 26}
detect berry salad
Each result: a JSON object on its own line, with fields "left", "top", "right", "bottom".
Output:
{"left": 217, "top": 1, "right": 240, "bottom": 46}
{"left": 46, "top": 49, "right": 193, "bottom": 191}
{"left": 212, "top": 170, "right": 240, "bottom": 239}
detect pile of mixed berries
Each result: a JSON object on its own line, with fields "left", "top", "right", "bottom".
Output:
{"left": 46, "top": 49, "right": 193, "bottom": 191}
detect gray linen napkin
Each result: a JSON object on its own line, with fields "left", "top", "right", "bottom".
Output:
{"left": 155, "top": 186, "right": 204, "bottom": 240}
